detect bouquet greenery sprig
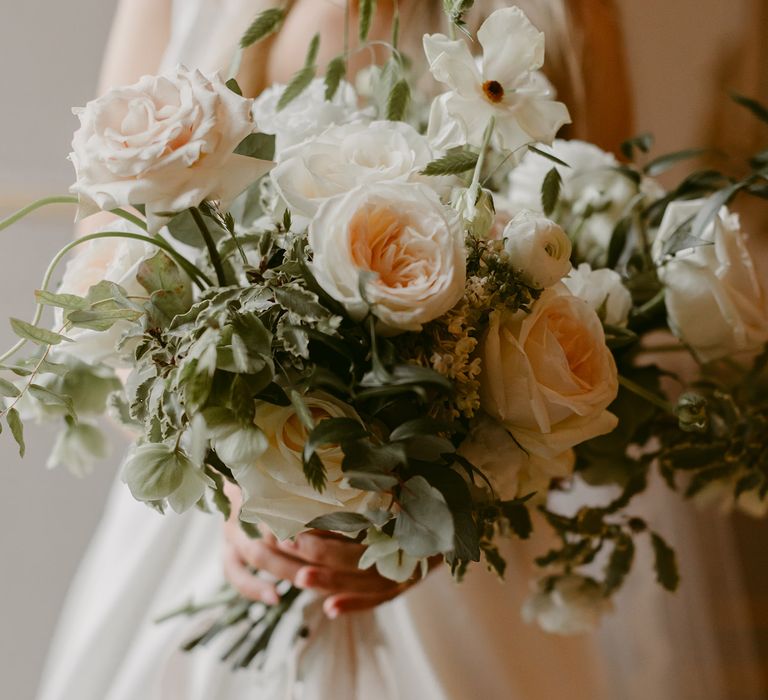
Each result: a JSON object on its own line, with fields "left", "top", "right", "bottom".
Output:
{"left": 2, "top": 0, "right": 767, "bottom": 665}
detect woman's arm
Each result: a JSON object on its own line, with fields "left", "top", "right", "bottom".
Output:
{"left": 98, "top": 0, "right": 172, "bottom": 94}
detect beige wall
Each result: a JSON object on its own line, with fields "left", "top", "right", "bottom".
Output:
{"left": 0, "top": 2, "right": 765, "bottom": 699}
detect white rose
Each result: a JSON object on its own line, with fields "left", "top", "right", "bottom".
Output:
{"left": 522, "top": 575, "right": 612, "bottom": 635}
{"left": 252, "top": 78, "right": 368, "bottom": 157}
{"left": 502, "top": 210, "right": 572, "bottom": 289}
{"left": 236, "top": 393, "right": 385, "bottom": 540}
{"left": 54, "top": 220, "right": 155, "bottom": 367}
{"left": 272, "top": 120, "right": 437, "bottom": 220}
{"left": 652, "top": 200, "right": 768, "bottom": 362}
{"left": 309, "top": 182, "right": 466, "bottom": 333}
{"left": 458, "top": 414, "right": 574, "bottom": 501}
{"left": 564, "top": 263, "right": 632, "bottom": 327}
{"left": 479, "top": 284, "right": 619, "bottom": 457}
{"left": 508, "top": 140, "right": 655, "bottom": 260}
{"left": 70, "top": 66, "right": 270, "bottom": 231}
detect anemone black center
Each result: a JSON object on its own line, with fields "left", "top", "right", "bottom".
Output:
{"left": 482, "top": 80, "right": 504, "bottom": 103}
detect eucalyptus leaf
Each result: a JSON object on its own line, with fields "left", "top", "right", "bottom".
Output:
{"left": 6, "top": 407, "right": 24, "bottom": 457}
{"left": 10, "top": 318, "right": 69, "bottom": 346}
{"left": 394, "top": 476, "right": 455, "bottom": 558}
{"left": 541, "top": 167, "right": 562, "bottom": 216}
{"left": 34, "top": 290, "right": 88, "bottom": 311}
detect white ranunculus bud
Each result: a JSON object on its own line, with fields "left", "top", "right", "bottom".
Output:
{"left": 652, "top": 200, "right": 768, "bottom": 362}
{"left": 70, "top": 66, "right": 271, "bottom": 231}
{"left": 563, "top": 263, "right": 632, "bottom": 327}
{"left": 502, "top": 210, "right": 572, "bottom": 289}
{"left": 451, "top": 187, "right": 496, "bottom": 239}
{"left": 522, "top": 575, "right": 612, "bottom": 635}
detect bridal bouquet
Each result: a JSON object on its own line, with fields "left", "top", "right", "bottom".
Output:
{"left": 3, "top": 0, "right": 768, "bottom": 665}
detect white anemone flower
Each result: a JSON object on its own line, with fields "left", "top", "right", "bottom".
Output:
{"left": 424, "top": 7, "right": 570, "bottom": 152}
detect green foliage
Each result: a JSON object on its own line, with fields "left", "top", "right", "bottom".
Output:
{"left": 277, "top": 34, "right": 321, "bottom": 111}
{"left": 385, "top": 79, "right": 410, "bottom": 121}
{"left": 394, "top": 476, "right": 455, "bottom": 558}
{"left": 234, "top": 133, "right": 276, "bottom": 161}
{"left": 10, "top": 318, "right": 69, "bottom": 346}
{"left": 421, "top": 148, "right": 478, "bottom": 176}
{"left": 540, "top": 167, "right": 562, "bottom": 216}
{"left": 324, "top": 55, "right": 346, "bottom": 100}
{"left": 240, "top": 8, "right": 286, "bottom": 49}
{"left": 650, "top": 532, "right": 680, "bottom": 591}
{"left": 358, "top": 0, "right": 377, "bottom": 42}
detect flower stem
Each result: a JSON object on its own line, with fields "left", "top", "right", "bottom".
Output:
{"left": 0, "top": 196, "right": 78, "bottom": 231}
{"left": 618, "top": 375, "right": 675, "bottom": 414}
{"left": 467, "top": 117, "right": 495, "bottom": 207}
{"left": 190, "top": 207, "right": 227, "bottom": 286}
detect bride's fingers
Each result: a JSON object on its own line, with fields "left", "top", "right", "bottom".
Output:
{"left": 294, "top": 565, "right": 398, "bottom": 594}
{"left": 322, "top": 586, "right": 409, "bottom": 618}
{"left": 222, "top": 544, "right": 280, "bottom": 605}
{"left": 233, "top": 534, "right": 307, "bottom": 582}
{"left": 278, "top": 532, "right": 365, "bottom": 571}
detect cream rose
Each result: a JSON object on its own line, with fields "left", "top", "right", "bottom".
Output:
{"left": 272, "top": 120, "right": 438, "bottom": 220}
{"left": 252, "top": 78, "right": 367, "bottom": 157}
{"left": 564, "top": 263, "right": 632, "bottom": 327}
{"left": 458, "top": 414, "right": 574, "bottom": 501}
{"left": 502, "top": 210, "right": 572, "bottom": 289}
{"left": 308, "top": 182, "right": 466, "bottom": 333}
{"left": 53, "top": 220, "right": 155, "bottom": 366}
{"left": 70, "top": 66, "right": 271, "bottom": 231}
{"left": 652, "top": 200, "right": 768, "bottom": 362}
{"left": 522, "top": 575, "right": 612, "bottom": 635}
{"left": 479, "top": 284, "right": 619, "bottom": 457}
{"left": 236, "top": 394, "right": 385, "bottom": 540}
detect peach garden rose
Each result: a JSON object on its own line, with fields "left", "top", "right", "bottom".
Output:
{"left": 308, "top": 182, "right": 466, "bottom": 333}
{"left": 479, "top": 284, "right": 619, "bottom": 457}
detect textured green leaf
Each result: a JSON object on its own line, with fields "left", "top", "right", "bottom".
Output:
{"left": 394, "top": 476, "right": 454, "bottom": 558}
{"left": 0, "top": 378, "right": 20, "bottom": 398}
{"left": 34, "top": 290, "right": 88, "bottom": 311}
{"left": 28, "top": 384, "right": 76, "bottom": 416}
{"left": 6, "top": 407, "right": 24, "bottom": 457}
{"left": 10, "top": 318, "right": 69, "bottom": 346}
{"left": 240, "top": 7, "right": 286, "bottom": 48}
{"left": 643, "top": 148, "right": 707, "bottom": 176}
{"left": 528, "top": 144, "right": 571, "bottom": 168}
{"left": 324, "top": 55, "right": 346, "bottom": 101}
{"left": 420, "top": 148, "right": 478, "bottom": 176}
{"left": 604, "top": 534, "right": 635, "bottom": 593}
{"left": 359, "top": 0, "right": 377, "bottom": 41}
{"left": 650, "top": 531, "right": 680, "bottom": 591}
{"left": 234, "top": 133, "right": 275, "bottom": 160}
{"left": 385, "top": 79, "right": 410, "bottom": 121}
{"left": 225, "top": 78, "right": 242, "bottom": 96}
{"left": 277, "top": 66, "right": 316, "bottom": 111}
{"left": 306, "top": 511, "right": 372, "bottom": 532}
{"left": 731, "top": 92, "right": 768, "bottom": 124}
{"left": 540, "top": 167, "right": 562, "bottom": 216}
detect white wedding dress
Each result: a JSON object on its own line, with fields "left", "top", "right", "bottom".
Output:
{"left": 37, "top": 2, "right": 765, "bottom": 699}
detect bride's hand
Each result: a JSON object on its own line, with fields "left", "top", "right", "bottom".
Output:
{"left": 222, "top": 483, "right": 429, "bottom": 618}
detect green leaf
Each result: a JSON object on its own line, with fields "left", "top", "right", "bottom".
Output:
{"left": 324, "top": 55, "right": 346, "bottom": 101}
{"left": 500, "top": 500, "right": 533, "bottom": 539}
{"left": 225, "top": 78, "right": 242, "bottom": 96}
{"left": 234, "top": 133, "right": 276, "bottom": 161}
{"left": 277, "top": 66, "right": 316, "bottom": 111}
{"left": 482, "top": 543, "right": 506, "bottom": 578}
{"left": 420, "top": 148, "right": 478, "bottom": 176}
{"left": 240, "top": 7, "right": 286, "bottom": 48}
{"left": 274, "top": 285, "right": 328, "bottom": 320}
{"left": 304, "top": 33, "right": 321, "bottom": 66}
{"left": 650, "top": 531, "right": 679, "bottom": 591}
{"left": 359, "top": 0, "right": 377, "bottom": 41}
{"left": 540, "top": 167, "right": 562, "bottom": 216}
{"left": 643, "top": 148, "right": 708, "bottom": 176}
{"left": 604, "top": 534, "right": 635, "bottom": 594}
{"left": 207, "top": 468, "right": 232, "bottom": 520}
{"left": 528, "top": 144, "right": 571, "bottom": 168}
{"left": 303, "top": 451, "right": 327, "bottom": 492}
{"left": 394, "top": 476, "right": 455, "bottom": 558}
{"left": 306, "top": 511, "right": 372, "bottom": 532}
{"left": 620, "top": 133, "right": 654, "bottom": 161}
{"left": 389, "top": 417, "right": 452, "bottom": 442}
{"left": 344, "top": 470, "right": 399, "bottom": 491}
{"left": 0, "top": 378, "right": 20, "bottom": 398}
{"left": 66, "top": 308, "right": 142, "bottom": 331}
{"left": 303, "top": 417, "right": 368, "bottom": 465}
{"left": 730, "top": 92, "right": 768, "bottom": 124}
{"left": 123, "top": 443, "right": 190, "bottom": 502}
{"left": 606, "top": 216, "right": 631, "bottom": 269}
{"left": 385, "top": 79, "right": 410, "bottom": 121}
{"left": 10, "top": 318, "right": 69, "bottom": 346}
{"left": 28, "top": 384, "right": 76, "bottom": 416}
{"left": 289, "top": 390, "right": 315, "bottom": 432}
{"left": 34, "top": 290, "right": 88, "bottom": 311}
{"left": 690, "top": 182, "right": 747, "bottom": 241}
{"left": 6, "top": 407, "right": 24, "bottom": 457}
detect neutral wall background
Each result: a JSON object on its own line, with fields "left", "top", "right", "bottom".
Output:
{"left": 0, "top": 1, "right": 765, "bottom": 699}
